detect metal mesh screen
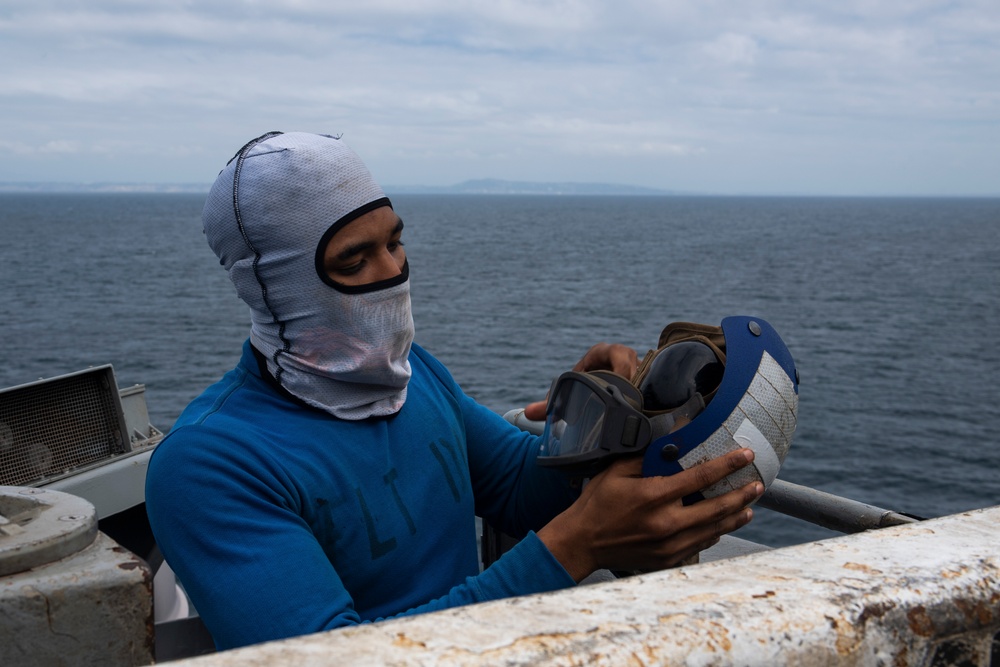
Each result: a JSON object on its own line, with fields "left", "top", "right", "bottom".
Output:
{"left": 0, "top": 369, "right": 126, "bottom": 487}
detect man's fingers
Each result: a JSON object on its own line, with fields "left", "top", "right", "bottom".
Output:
{"left": 650, "top": 448, "right": 755, "bottom": 499}
{"left": 680, "top": 483, "right": 761, "bottom": 535}
{"left": 597, "top": 449, "right": 757, "bottom": 503}
{"left": 572, "top": 343, "right": 638, "bottom": 378}
{"left": 523, "top": 400, "right": 547, "bottom": 421}
{"left": 606, "top": 345, "right": 639, "bottom": 378}
{"left": 665, "top": 507, "right": 754, "bottom": 566}
{"left": 702, "top": 505, "right": 754, "bottom": 546}
{"left": 527, "top": 343, "right": 637, "bottom": 420}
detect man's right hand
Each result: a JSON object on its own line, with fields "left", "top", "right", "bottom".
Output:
{"left": 537, "top": 448, "right": 763, "bottom": 582}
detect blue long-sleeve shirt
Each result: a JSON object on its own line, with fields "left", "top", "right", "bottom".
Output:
{"left": 146, "top": 340, "right": 578, "bottom": 650}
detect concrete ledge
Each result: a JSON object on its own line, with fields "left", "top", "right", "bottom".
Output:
{"left": 167, "top": 506, "right": 1000, "bottom": 666}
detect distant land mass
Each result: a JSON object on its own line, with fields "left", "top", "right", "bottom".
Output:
{"left": 385, "top": 179, "right": 681, "bottom": 195}
{"left": 0, "top": 182, "right": 212, "bottom": 194}
{"left": 0, "top": 179, "right": 684, "bottom": 196}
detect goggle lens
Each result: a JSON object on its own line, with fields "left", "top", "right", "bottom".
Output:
{"left": 541, "top": 377, "right": 610, "bottom": 459}
{"left": 639, "top": 341, "right": 723, "bottom": 411}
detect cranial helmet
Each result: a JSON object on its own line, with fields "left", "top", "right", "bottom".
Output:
{"left": 538, "top": 316, "right": 798, "bottom": 504}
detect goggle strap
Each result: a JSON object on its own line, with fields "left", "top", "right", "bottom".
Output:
{"left": 657, "top": 322, "right": 726, "bottom": 352}
{"left": 631, "top": 348, "right": 657, "bottom": 385}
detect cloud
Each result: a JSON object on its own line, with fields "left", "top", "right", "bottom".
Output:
{"left": 38, "top": 140, "right": 82, "bottom": 154}
{"left": 703, "top": 33, "right": 759, "bottom": 67}
{"left": 0, "top": 0, "right": 997, "bottom": 193}
{"left": 0, "top": 139, "right": 35, "bottom": 155}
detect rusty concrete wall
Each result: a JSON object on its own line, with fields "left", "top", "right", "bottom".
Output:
{"left": 166, "top": 506, "right": 1000, "bottom": 667}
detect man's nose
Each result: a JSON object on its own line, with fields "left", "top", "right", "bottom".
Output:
{"left": 377, "top": 249, "right": 404, "bottom": 278}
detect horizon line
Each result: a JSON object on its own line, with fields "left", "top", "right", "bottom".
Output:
{"left": 0, "top": 180, "right": 997, "bottom": 199}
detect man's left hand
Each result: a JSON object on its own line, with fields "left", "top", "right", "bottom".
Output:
{"left": 523, "top": 343, "right": 638, "bottom": 421}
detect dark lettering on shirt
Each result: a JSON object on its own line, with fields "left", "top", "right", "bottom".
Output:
{"left": 313, "top": 497, "right": 345, "bottom": 549}
{"left": 383, "top": 468, "right": 416, "bottom": 535}
{"left": 429, "top": 438, "right": 462, "bottom": 502}
{"left": 354, "top": 487, "right": 397, "bottom": 560}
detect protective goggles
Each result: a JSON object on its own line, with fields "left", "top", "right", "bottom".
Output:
{"left": 537, "top": 340, "right": 723, "bottom": 475}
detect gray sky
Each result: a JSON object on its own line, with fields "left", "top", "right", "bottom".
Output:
{"left": 2, "top": 1, "right": 998, "bottom": 195}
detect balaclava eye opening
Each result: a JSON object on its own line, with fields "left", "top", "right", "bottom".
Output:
{"left": 313, "top": 197, "right": 409, "bottom": 294}
{"left": 202, "top": 131, "right": 415, "bottom": 420}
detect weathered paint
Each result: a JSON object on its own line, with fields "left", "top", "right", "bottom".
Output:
{"left": 164, "top": 506, "right": 1000, "bottom": 667}
{"left": 0, "top": 532, "right": 153, "bottom": 667}
{"left": 0, "top": 486, "right": 98, "bottom": 576}
{"left": 0, "top": 487, "right": 153, "bottom": 666}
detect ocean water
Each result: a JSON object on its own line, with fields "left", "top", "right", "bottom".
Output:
{"left": 2, "top": 193, "right": 998, "bottom": 547}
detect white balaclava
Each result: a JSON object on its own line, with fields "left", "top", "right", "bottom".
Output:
{"left": 202, "top": 132, "right": 414, "bottom": 420}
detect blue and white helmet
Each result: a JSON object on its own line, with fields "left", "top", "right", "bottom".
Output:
{"left": 639, "top": 316, "right": 799, "bottom": 503}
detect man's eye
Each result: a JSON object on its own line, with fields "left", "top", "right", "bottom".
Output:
{"left": 334, "top": 262, "right": 363, "bottom": 275}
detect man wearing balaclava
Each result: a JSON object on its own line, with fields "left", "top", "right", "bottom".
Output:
{"left": 146, "top": 132, "right": 762, "bottom": 650}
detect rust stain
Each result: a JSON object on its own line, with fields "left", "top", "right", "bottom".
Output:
{"left": 146, "top": 604, "right": 156, "bottom": 658}
{"left": 906, "top": 606, "right": 935, "bottom": 637}
{"left": 118, "top": 562, "right": 142, "bottom": 571}
{"left": 955, "top": 598, "right": 994, "bottom": 626}
{"left": 470, "top": 622, "right": 657, "bottom": 664}
{"left": 656, "top": 612, "right": 691, "bottom": 625}
{"left": 503, "top": 629, "right": 590, "bottom": 656}
{"left": 392, "top": 633, "right": 427, "bottom": 649}
{"left": 705, "top": 620, "right": 733, "bottom": 652}
{"left": 857, "top": 600, "right": 896, "bottom": 625}
{"left": 843, "top": 562, "right": 883, "bottom": 575}
{"left": 751, "top": 590, "right": 776, "bottom": 599}
{"left": 829, "top": 615, "right": 861, "bottom": 655}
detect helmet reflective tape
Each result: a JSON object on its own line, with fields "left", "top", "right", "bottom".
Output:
{"left": 680, "top": 352, "right": 796, "bottom": 498}
{"left": 641, "top": 316, "right": 798, "bottom": 504}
